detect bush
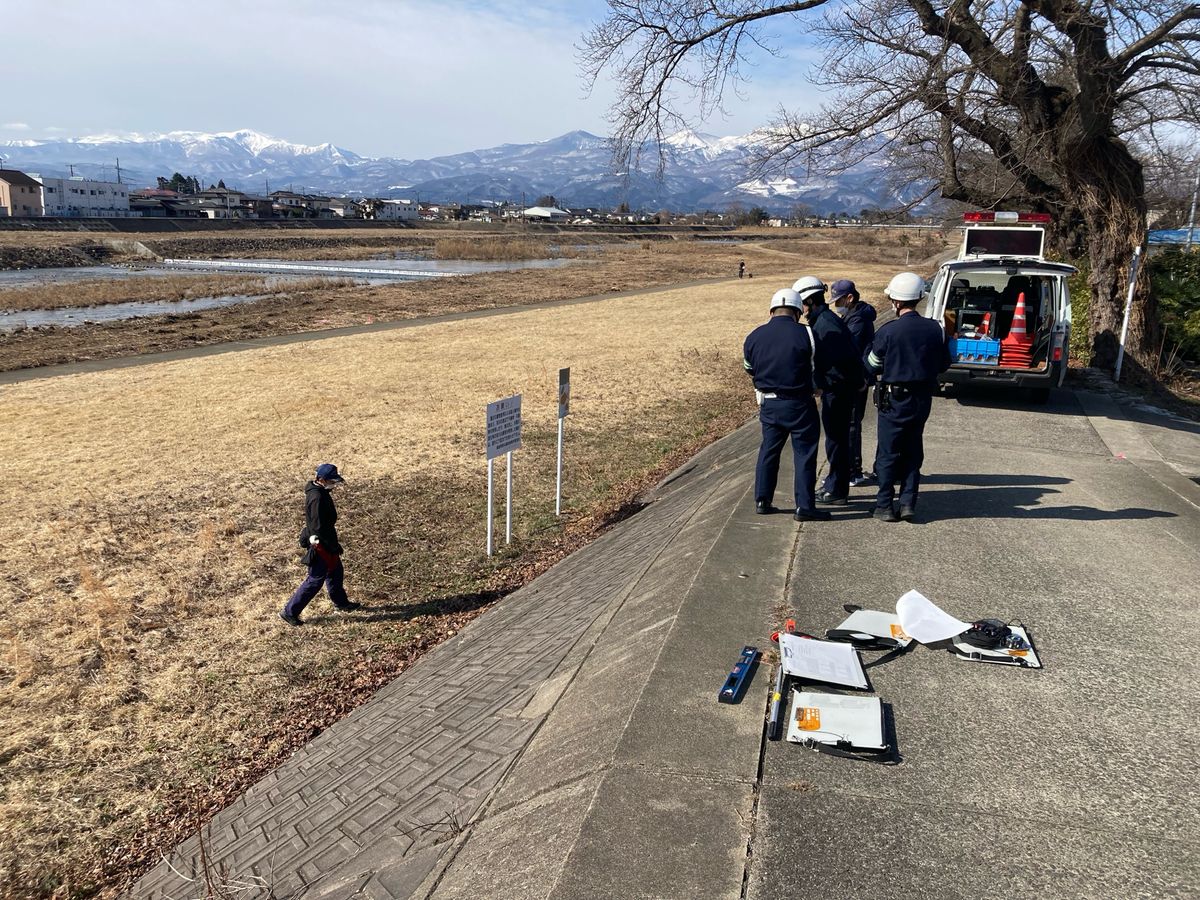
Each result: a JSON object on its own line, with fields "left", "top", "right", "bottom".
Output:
{"left": 1149, "top": 249, "right": 1200, "bottom": 363}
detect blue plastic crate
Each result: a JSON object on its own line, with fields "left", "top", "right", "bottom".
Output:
{"left": 949, "top": 337, "right": 1000, "bottom": 365}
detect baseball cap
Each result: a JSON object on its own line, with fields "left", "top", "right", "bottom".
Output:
{"left": 830, "top": 279, "right": 857, "bottom": 301}
{"left": 315, "top": 463, "right": 345, "bottom": 482}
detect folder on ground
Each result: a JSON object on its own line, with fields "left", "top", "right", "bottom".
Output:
{"left": 778, "top": 633, "right": 868, "bottom": 689}
{"left": 785, "top": 691, "right": 886, "bottom": 750}
{"left": 826, "top": 609, "right": 913, "bottom": 648}
{"left": 951, "top": 624, "right": 1042, "bottom": 668}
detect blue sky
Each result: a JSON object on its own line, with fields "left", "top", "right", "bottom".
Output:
{"left": 1, "top": 0, "right": 825, "bottom": 159}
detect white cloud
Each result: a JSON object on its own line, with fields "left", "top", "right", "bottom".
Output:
{"left": 2, "top": 123, "right": 31, "bottom": 131}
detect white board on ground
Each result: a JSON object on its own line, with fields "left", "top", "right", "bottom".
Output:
{"left": 779, "top": 634, "right": 868, "bottom": 689}
{"left": 486, "top": 394, "right": 522, "bottom": 460}
{"left": 786, "top": 691, "right": 885, "bottom": 749}
{"left": 896, "top": 590, "right": 971, "bottom": 644}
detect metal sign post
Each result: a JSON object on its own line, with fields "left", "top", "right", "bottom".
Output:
{"left": 1114, "top": 246, "right": 1143, "bottom": 384}
{"left": 486, "top": 459, "right": 494, "bottom": 556}
{"left": 556, "top": 367, "right": 570, "bottom": 516}
{"left": 506, "top": 450, "right": 514, "bottom": 544}
{"left": 485, "top": 394, "right": 522, "bottom": 555}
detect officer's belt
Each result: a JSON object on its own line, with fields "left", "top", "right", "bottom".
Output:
{"left": 880, "top": 381, "right": 931, "bottom": 391}
{"left": 759, "top": 388, "right": 810, "bottom": 400}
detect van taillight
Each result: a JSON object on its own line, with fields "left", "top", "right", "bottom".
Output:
{"left": 1053, "top": 347, "right": 1063, "bottom": 361}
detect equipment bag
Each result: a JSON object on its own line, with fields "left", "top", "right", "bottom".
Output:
{"left": 959, "top": 619, "right": 1012, "bottom": 649}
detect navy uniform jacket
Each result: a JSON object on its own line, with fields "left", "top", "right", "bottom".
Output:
{"left": 843, "top": 302, "right": 877, "bottom": 356}
{"left": 808, "top": 303, "right": 864, "bottom": 391}
{"left": 865, "top": 312, "right": 951, "bottom": 389}
{"left": 743, "top": 316, "right": 818, "bottom": 396}
{"left": 299, "top": 480, "right": 344, "bottom": 555}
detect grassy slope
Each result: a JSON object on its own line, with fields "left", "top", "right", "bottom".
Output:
{"left": 0, "top": 234, "right": 942, "bottom": 896}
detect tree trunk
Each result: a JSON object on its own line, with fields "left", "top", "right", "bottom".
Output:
{"left": 1065, "top": 139, "right": 1157, "bottom": 370}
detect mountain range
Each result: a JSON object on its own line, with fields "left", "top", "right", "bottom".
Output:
{"left": 0, "top": 128, "right": 920, "bottom": 215}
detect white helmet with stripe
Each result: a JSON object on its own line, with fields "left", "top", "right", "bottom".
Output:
{"left": 769, "top": 288, "right": 803, "bottom": 313}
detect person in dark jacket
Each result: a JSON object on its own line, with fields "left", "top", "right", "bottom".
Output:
{"left": 280, "top": 463, "right": 361, "bottom": 625}
{"left": 864, "top": 273, "right": 952, "bottom": 523}
{"left": 830, "top": 278, "right": 879, "bottom": 488}
{"left": 793, "top": 276, "right": 865, "bottom": 504}
{"left": 743, "top": 287, "right": 830, "bottom": 522}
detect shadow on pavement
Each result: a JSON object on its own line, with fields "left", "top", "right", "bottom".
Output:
{"left": 921, "top": 486, "right": 1177, "bottom": 521}
{"left": 923, "top": 473, "right": 1072, "bottom": 487}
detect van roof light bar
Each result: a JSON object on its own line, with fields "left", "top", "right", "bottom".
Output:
{"left": 963, "top": 211, "right": 1052, "bottom": 224}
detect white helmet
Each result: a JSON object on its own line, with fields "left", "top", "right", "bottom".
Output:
{"left": 884, "top": 271, "right": 926, "bottom": 303}
{"left": 791, "top": 275, "right": 827, "bottom": 304}
{"left": 769, "top": 288, "right": 802, "bottom": 313}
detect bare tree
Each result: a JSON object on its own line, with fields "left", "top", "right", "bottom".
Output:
{"left": 582, "top": 0, "right": 1200, "bottom": 368}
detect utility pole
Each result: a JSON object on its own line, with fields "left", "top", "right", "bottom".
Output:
{"left": 115, "top": 157, "right": 122, "bottom": 183}
{"left": 1186, "top": 168, "right": 1199, "bottom": 253}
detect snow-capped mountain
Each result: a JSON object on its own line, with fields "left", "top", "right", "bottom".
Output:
{"left": 0, "top": 127, "right": 917, "bottom": 214}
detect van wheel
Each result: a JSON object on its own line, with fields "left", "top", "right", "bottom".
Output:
{"left": 1027, "top": 387, "right": 1051, "bottom": 405}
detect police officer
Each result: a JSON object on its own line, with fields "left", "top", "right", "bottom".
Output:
{"left": 743, "top": 288, "right": 830, "bottom": 522}
{"left": 830, "top": 279, "right": 878, "bottom": 488}
{"left": 793, "top": 276, "right": 865, "bottom": 505}
{"left": 864, "top": 272, "right": 951, "bottom": 522}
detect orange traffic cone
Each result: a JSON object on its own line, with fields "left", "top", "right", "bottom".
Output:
{"left": 980, "top": 312, "right": 992, "bottom": 336}
{"left": 1000, "top": 292, "right": 1034, "bottom": 368}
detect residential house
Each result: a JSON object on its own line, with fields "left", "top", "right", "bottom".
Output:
{"left": 365, "top": 199, "right": 418, "bottom": 221}
{"left": 0, "top": 169, "right": 46, "bottom": 217}
{"left": 195, "top": 185, "right": 252, "bottom": 218}
{"left": 270, "top": 190, "right": 314, "bottom": 217}
{"left": 325, "top": 197, "right": 361, "bottom": 218}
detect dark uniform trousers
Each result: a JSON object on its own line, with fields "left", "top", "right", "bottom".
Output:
{"left": 848, "top": 386, "right": 871, "bottom": 478}
{"left": 874, "top": 388, "right": 934, "bottom": 510}
{"left": 756, "top": 396, "right": 820, "bottom": 512}
{"left": 284, "top": 548, "right": 349, "bottom": 617}
{"left": 819, "top": 387, "right": 856, "bottom": 497}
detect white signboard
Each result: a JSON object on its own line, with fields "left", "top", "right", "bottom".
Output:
{"left": 558, "top": 367, "right": 571, "bottom": 419}
{"left": 486, "top": 394, "right": 523, "bottom": 460}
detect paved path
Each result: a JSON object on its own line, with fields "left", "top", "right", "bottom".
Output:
{"left": 134, "top": 378, "right": 1200, "bottom": 899}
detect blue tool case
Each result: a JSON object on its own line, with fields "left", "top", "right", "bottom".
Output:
{"left": 949, "top": 337, "right": 1001, "bottom": 365}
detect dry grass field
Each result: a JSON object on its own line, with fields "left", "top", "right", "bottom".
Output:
{"left": 0, "top": 230, "right": 945, "bottom": 896}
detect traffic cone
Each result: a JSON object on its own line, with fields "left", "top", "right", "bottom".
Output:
{"left": 1000, "top": 291, "right": 1034, "bottom": 368}
{"left": 980, "top": 312, "right": 992, "bottom": 336}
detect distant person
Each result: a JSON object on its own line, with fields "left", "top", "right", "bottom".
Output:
{"left": 738, "top": 260, "right": 746, "bottom": 279}
{"left": 743, "top": 288, "right": 829, "bottom": 522}
{"left": 864, "top": 273, "right": 951, "bottom": 523}
{"left": 830, "top": 279, "right": 878, "bottom": 488}
{"left": 280, "top": 463, "right": 362, "bottom": 626}
{"left": 793, "top": 276, "right": 865, "bottom": 505}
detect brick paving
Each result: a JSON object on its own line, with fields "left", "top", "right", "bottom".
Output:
{"left": 133, "top": 422, "right": 763, "bottom": 899}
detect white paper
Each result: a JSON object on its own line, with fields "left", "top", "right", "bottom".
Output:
{"left": 779, "top": 634, "right": 868, "bottom": 689}
{"left": 895, "top": 590, "right": 971, "bottom": 644}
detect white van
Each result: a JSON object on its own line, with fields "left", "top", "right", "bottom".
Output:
{"left": 925, "top": 212, "right": 1077, "bottom": 402}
